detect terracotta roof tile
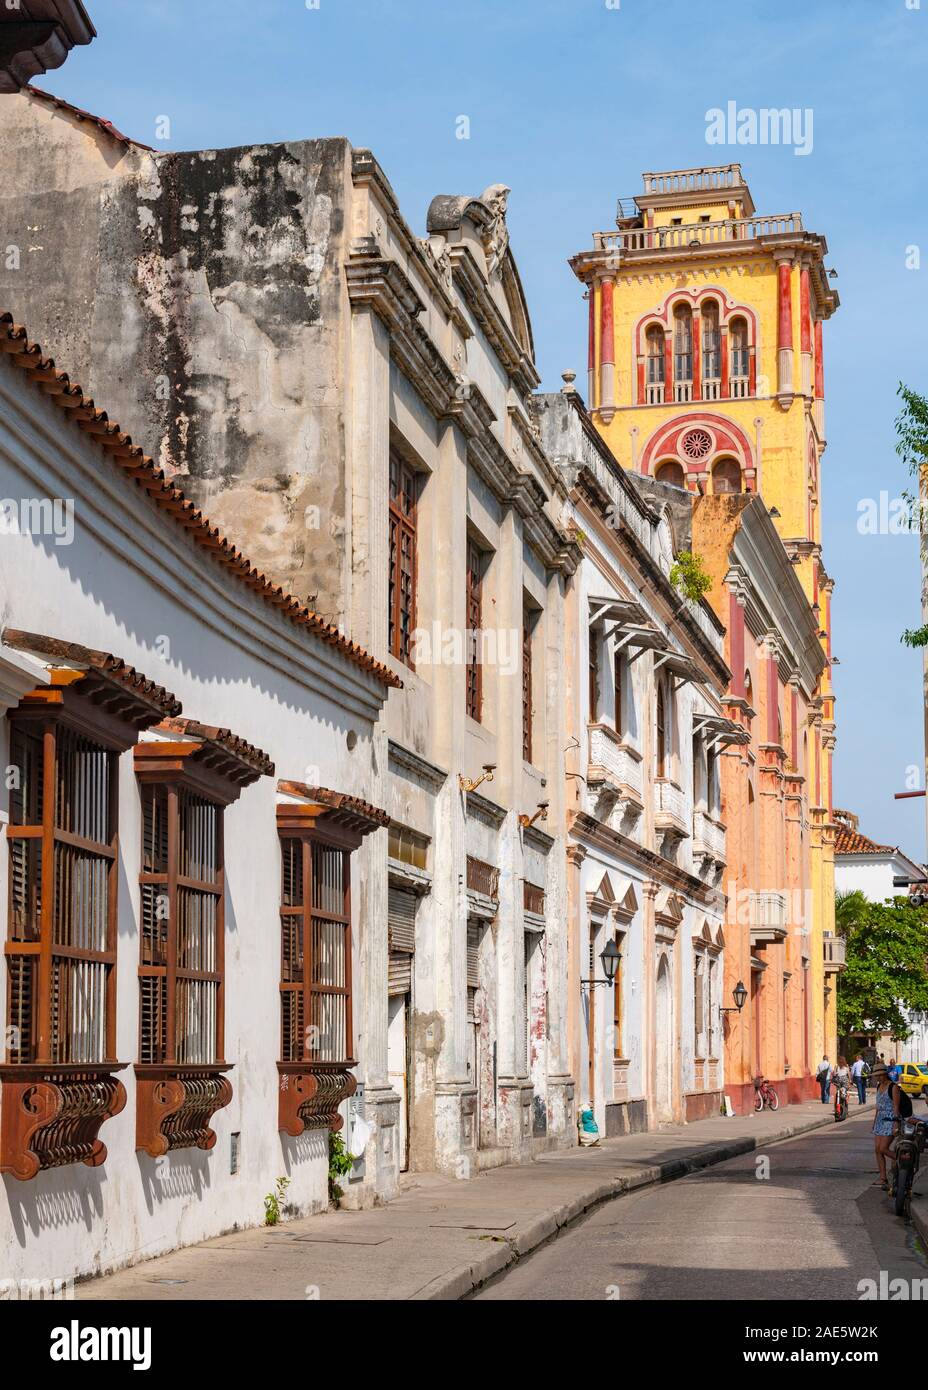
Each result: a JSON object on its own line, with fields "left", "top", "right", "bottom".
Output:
{"left": 25, "top": 83, "right": 152, "bottom": 149}
{"left": 0, "top": 313, "right": 402, "bottom": 692}
{"left": 156, "top": 716, "right": 274, "bottom": 779}
{"left": 835, "top": 826, "right": 896, "bottom": 856}
{"left": 2, "top": 627, "right": 181, "bottom": 719}
{"left": 278, "top": 779, "right": 389, "bottom": 830}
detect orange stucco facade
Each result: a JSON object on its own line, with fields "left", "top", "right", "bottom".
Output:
{"left": 571, "top": 166, "right": 841, "bottom": 1112}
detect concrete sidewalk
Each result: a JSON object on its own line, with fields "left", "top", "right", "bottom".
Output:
{"left": 77, "top": 1098, "right": 865, "bottom": 1301}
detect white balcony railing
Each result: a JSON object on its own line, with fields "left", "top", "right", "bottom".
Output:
{"left": 702, "top": 378, "right": 721, "bottom": 401}
{"left": 823, "top": 934, "right": 847, "bottom": 971}
{"left": 693, "top": 808, "right": 726, "bottom": 863}
{"left": 654, "top": 777, "right": 687, "bottom": 825}
{"left": 588, "top": 724, "right": 643, "bottom": 800}
{"left": 729, "top": 376, "right": 749, "bottom": 399}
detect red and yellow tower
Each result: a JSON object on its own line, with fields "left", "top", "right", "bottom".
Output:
{"left": 570, "top": 163, "right": 841, "bottom": 1069}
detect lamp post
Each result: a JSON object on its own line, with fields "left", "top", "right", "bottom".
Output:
{"left": 719, "top": 980, "right": 748, "bottom": 1016}
{"left": 581, "top": 938, "right": 621, "bottom": 991}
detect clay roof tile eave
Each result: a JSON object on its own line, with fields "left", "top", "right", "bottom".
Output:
{"left": 0, "top": 312, "right": 401, "bottom": 694}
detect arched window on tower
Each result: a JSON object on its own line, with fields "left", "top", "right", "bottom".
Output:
{"left": 702, "top": 299, "right": 721, "bottom": 398}
{"left": 730, "top": 316, "right": 749, "bottom": 397}
{"left": 655, "top": 460, "right": 686, "bottom": 489}
{"left": 673, "top": 303, "right": 693, "bottom": 403}
{"left": 711, "top": 457, "right": 742, "bottom": 494}
{"left": 645, "top": 325, "right": 665, "bottom": 404}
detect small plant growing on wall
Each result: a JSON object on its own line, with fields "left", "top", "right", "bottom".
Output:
{"left": 263, "top": 1175, "right": 290, "bottom": 1226}
{"left": 669, "top": 550, "right": 712, "bottom": 604}
{"left": 328, "top": 1131, "right": 354, "bottom": 1206}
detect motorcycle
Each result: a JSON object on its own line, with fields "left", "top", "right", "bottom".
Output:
{"left": 833, "top": 1079, "right": 849, "bottom": 1123}
{"left": 889, "top": 1116, "right": 927, "bottom": 1219}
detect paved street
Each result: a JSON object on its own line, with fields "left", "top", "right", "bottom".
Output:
{"left": 72, "top": 1098, "right": 871, "bottom": 1300}
{"left": 476, "top": 1107, "right": 928, "bottom": 1300}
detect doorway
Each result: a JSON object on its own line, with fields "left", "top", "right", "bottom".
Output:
{"left": 656, "top": 954, "right": 673, "bottom": 1122}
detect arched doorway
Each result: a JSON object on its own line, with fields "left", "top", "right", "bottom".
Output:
{"left": 656, "top": 954, "right": 673, "bottom": 1122}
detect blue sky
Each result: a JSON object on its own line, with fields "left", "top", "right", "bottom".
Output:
{"left": 36, "top": 0, "right": 928, "bottom": 858}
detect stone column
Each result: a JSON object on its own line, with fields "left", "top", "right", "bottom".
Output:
{"left": 494, "top": 504, "right": 531, "bottom": 1157}
{"left": 813, "top": 317, "right": 825, "bottom": 437}
{"left": 545, "top": 570, "right": 575, "bottom": 1145}
{"left": 775, "top": 253, "right": 795, "bottom": 400}
{"left": 430, "top": 416, "right": 473, "bottom": 1175}
{"left": 599, "top": 276, "right": 616, "bottom": 422}
{"left": 799, "top": 260, "right": 813, "bottom": 397}
{"left": 345, "top": 301, "right": 398, "bottom": 1202}
{"left": 587, "top": 287, "right": 596, "bottom": 408}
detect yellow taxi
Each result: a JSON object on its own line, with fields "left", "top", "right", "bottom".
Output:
{"left": 897, "top": 1062, "right": 928, "bottom": 1098}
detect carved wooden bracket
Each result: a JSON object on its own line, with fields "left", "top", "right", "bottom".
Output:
{"left": 278, "top": 1063, "right": 356, "bottom": 1137}
{"left": 0, "top": 1065, "right": 127, "bottom": 1181}
{"left": 135, "top": 1067, "right": 233, "bottom": 1158}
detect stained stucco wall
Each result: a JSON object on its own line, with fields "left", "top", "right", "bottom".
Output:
{"left": 0, "top": 92, "right": 353, "bottom": 620}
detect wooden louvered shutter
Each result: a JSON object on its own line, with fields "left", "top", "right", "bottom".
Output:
{"left": 388, "top": 888, "right": 416, "bottom": 953}
{"left": 388, "top": 887, "right": 416, "bottom": 997}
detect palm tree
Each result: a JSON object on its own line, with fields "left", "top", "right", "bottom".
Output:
{"left": 835, "top": 888, "right": 868, "bottom": 937}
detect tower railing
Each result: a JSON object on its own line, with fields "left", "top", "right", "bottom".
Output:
{"left": 640, "top": 165, "right": 744, "bottom": 196}
{"left": 593, "top": 212, "right": 803, "bottom": 253}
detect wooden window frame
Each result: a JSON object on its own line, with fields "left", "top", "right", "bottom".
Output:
{"left": 133, "top": 721, "right": 272, "bottom": 1158}
{"left": 656, "top": 681, "right": 668, "bottom": 779}
{"left": 522, "top": 608, "right": 534, "bottom": 764}
{"left": 589, "top": 626, "right": 600, "bottom": 722}
{"left": 0, "top": 637, "right": 180, "bottom": 1181}
{"left": 466, "top": 539, "right": 484, "bottom": 723}
{"left": 388, "top": 451, "right": 418, "bottom": 667}
{"left": 276, "top": 781, "right": 387, "bottom": 1137}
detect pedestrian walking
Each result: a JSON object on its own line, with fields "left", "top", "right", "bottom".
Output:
{"left": 888, "top": 1058, "right": 901, "bottom": 1083}
{"left": 816, "top": 1055, "right": 832, "bottom": 1104}
{"left": 851, "top": 1055, "right": 869, "bottom": 1105}
{"left": 871, "top": 1063, "right": 903, "bottom": 1190}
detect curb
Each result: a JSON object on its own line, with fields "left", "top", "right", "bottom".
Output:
{"left": 911, "top": 1195, "right": 928, "bottom": 1250}
{"left": 424, "top": 1109, "right": 842, "bottom": 1300}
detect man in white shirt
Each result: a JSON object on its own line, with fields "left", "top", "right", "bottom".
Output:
{"left": 850, "top": 1055, "right": 869, "bottom": 1105}
{"left": 816, "top": 1056, "right": 832, "bottom": 1104}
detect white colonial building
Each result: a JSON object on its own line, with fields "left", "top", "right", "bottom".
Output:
{"left": 0, "top": 312, "right": 399, "bottom": 1282}
{"left": 537, "top": 385, "right": 736, "bottom": 1133}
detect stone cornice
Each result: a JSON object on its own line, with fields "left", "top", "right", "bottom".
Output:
{"left": 345, "top": 246, "right": 459, "bottom": 420}
{"left": 447, "top": 244, "right": 541, "bottom": 396}
{"left": 387, "top": 739, "right": 448, "bottom": 792}
{"left": 351, "top": 149, "right": 464, "bottom": 330}
{"left": 465, "top": 789, "right": 507, "bottom": 829}
{"left": 577, "top": 465, "right": 730, "bottom": 689}
{"left": 569, "top": 811, "right": 721, "bottom": 907}
{"left": 346, "top": 248, "right": 579, "bottom": 577}
{"left": 523, "top": 823, "right": 555, "bottom": 855}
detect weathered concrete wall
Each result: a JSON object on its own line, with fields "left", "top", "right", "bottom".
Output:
{"left": 0, "top": 93, "right": 352, "bottom": 619}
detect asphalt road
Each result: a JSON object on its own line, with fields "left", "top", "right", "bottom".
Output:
{"left": 475, "top": 1105, "right": 928, "bottom": 1300}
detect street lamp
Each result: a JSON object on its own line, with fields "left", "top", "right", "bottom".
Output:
{"left": 581, "top": 939, "right": 621, "bottom": 990}
{"left": 719, "top": 980, "right": 748, "bottom": 1015}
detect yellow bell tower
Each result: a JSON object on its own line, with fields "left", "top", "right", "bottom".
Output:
{"left": 570, "top": 164, "right": 841, "bottom": 1056}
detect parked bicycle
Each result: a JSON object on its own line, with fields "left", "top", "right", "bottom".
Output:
{"left": 753, "top": 1076, "right": 779, "bottom": 1112}
{"left": 889, "top": 1115, "right": 927, "bottom": 1220}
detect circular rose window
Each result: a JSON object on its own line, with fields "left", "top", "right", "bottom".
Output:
{"left": 681, "top": 428, "right": 713, "bottom": 460}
